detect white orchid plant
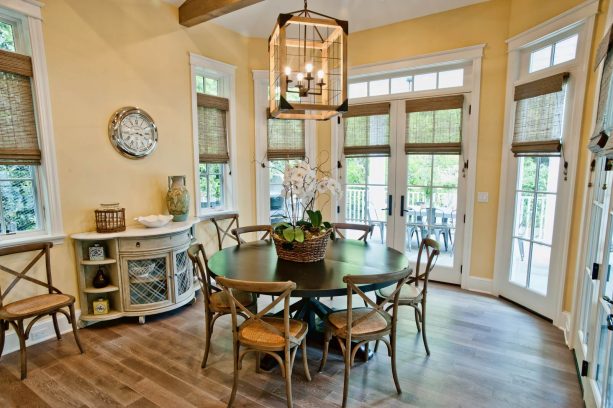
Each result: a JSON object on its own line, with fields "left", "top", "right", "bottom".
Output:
{"left": 273, "top": 160, "right": 342, "bottom": 245}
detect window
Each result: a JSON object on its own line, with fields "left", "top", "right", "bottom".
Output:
{"left": 252, "top": 71, "right": 314, "bottom": 225}
{"left": 349, "top": 67, "right": 465, "bottom": 99}
{"left": 528, "top": 34, "right": 578, "bottom": 73}
{"left": 0, "top": 7, "right": 61, "bottom": 243}
{"left": 190, "top": 54, "right": 237, "bottom": 215}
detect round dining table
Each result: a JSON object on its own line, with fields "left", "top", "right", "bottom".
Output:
{"left": 207, "top": 239, "right": 410, "bottom": 334}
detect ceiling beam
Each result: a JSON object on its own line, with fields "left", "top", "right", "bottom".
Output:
{"left": 179, "top": 0, "right": 265, "bottom": 27}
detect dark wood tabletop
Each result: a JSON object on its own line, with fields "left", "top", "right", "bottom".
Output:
{"left": 207, "top": 239, "right": 410, "bottom": 297}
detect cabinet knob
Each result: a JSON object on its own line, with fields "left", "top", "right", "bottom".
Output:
{"left": 136, "top": 242, "right": 141, "bottom": 248}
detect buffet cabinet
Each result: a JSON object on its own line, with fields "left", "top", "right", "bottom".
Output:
{"left": 72, "top": 219, "right": 199, "bottom": 326}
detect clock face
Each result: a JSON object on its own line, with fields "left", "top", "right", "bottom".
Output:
{"left": 109, "top": 107, "right": 158, "bottom": 159}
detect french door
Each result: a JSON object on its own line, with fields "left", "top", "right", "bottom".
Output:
{"left": 338, "top": 97, "right": 470, "bottom": 284}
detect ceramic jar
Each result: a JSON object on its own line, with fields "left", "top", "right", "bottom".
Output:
{"left": 166, "top": 175, "right": 190, "bottom": 222}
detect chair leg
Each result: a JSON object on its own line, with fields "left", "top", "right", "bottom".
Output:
{"left": 0, "top": 320, "right": 5, "bottom": 362}
{"left": 284, "top": 348, "right": 293, "bottom": 408}
{"left": 202, "top": 313, "right": 213, "bottom": 368}
{"left": 228, "top": 341, "right": 240, "bottom": 407}
{"left": 255, "top": 351, "right": 262, "bottom": 374}
{"left": 363, "top": 342, "right": 369, "bottom": 362}
{"left": 16, "top": 320, "right": 27, "bottom": 380}
{"left": 301, "top": 338, "right": 311, "bottom": 381}
{"left": 414, "top": 307, "right": 422, "bottom": 332}
{"left": 374, "top": 339, "right": 380, "bottom": 353}
{"left": 68, "top": 305, "right": 84, "bottom": 354}
{"left": 318, "top": 330, "right": 331, "bottom": 372}
{"left": 421, "top": 302, "right": 430, "bottom": 356}
{"left": 51, "top": 313, "right": 62, "bottom": 341}
{"left": 341, "top": 339, "right": 351, "bottom": 408}
{"left": 390, "top": 327, "right": 401, "bottom": 394}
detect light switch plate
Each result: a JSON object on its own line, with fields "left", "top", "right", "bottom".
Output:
{"left": 477, "top": 192, "right": 489, "bottom": 203}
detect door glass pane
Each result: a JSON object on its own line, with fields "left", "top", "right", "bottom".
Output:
{"left": 596, "top": 305, "right": 609, "bottom": 395}
{"left": 510, "top": 238, "right": 529, "bottom": 286}
{"left": 537, "top": 157, "right": 560, "bottom": 192}
{"left": 606, "top": 214, "right": 613, "bottom": 298}
{"left": 344, "top": 157, "right": 388, "bottom": 243}
{"left": 406, "top": 154, "right": 459, "bottom": 267}
{"left": 513, "top": 191, "right": 533, "bottom": 239}
{"left": 579, "top": 272, "right": 593, "bottom": 345}
{"left": 533, "top": 193, "right": 556, "bottom": 245}
{"left": 518, "top": 156, "right": 537, "bottom": 191}
{"left": 529, "top": 243, "right": 551, "bottom": 294}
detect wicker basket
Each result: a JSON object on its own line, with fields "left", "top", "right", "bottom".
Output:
{"left": 273, "top": 229, "right": 332, "bottom": 263}
{"left": 95, "top": 207, "right": 126, "bottom": 233}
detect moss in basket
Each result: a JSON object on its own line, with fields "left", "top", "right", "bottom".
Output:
{"left": 273, "top": 210, "right": 334, "bottom": 245}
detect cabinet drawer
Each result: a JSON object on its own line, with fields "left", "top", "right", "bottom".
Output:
{"left": 119, "top": 232, "right": 190, "bottom": 253}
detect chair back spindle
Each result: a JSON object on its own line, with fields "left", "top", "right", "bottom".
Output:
{"left": 211, "top": 213, "right": 240, "bottom": 251}
{"left": 332, "top": 223, "right": 372, "bottom": 242}
{"left": 231, "top": 225, "right": 273, "bottom": 246}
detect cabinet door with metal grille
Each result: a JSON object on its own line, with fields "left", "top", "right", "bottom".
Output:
{"left": 121, "top": 253, "right": 173, "bottom": 311}
{"left": 173, "top": 249, "right": 193, "bottom": 303}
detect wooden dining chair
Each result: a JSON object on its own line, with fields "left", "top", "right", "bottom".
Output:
{"left": 0, "top": 242, "right": 84, "bottom": 380}
{"left": 216, "top": 277, "right": 310, "bottom": 408}
{"left": 211, "top": 213, "right": 240, "bottom": 251}
{"left": 375, "top": 238, "right": 440, "bottom": 356}
{"left": 318, "top": 268, "right": 411, "bottom": 408}
{"left": 332, "top": 223, "right": 373, "bottom": 242}
{"left": 231, "top": 225, "right": 273, "bottom": 246}
{"left": 187, "top": 243, "right": 257, "bottom": 368}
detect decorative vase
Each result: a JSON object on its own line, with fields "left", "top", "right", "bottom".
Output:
{"left": 93, "top": 267, "right": 110, "bottom": 288}
{"left": 166, "top": 175, "right": 190, "bottom": 222}
{"left": 272, "top": 229, "right": 332, "bottom": 263}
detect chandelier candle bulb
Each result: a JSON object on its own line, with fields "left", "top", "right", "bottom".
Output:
{"left": 306, "top": 63, "right": 313, "bottom": 73}
{"left": 284, "top": 66, "right": 292, "bottom": 76}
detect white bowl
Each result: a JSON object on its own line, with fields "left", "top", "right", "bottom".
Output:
{"left": 134, "top": 215, "right": 173, "bottom": 228}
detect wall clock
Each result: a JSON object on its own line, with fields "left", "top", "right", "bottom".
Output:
{"left": 108, "top": 106, "right": 158, "bottom": 159}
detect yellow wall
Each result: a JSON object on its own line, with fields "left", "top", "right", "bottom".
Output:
{"left": 2, "top": 0, "right": 606, "bottom": 317}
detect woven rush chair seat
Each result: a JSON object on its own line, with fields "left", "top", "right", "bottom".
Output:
{"left": 376, "top": 284, "right": 422, "bottom": 303}
{"left": 0, "top": 293, "right": 74, "bottom": 319}
{"left": 239, "top": 317, "right": 307, "bottom": 348}
{"left": 209, "top": 290, "right": 255, "bottom": 312}
{"left": 327, "top": 308, "right": 390, "bottom": 336}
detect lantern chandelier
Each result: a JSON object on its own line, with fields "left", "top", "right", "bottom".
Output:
{"left": 268, "top": 0, "right": 348, "bottom": 120}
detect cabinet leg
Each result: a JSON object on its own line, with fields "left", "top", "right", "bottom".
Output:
{"left": 138, "top": 316, "right": 146, "bottom": 325}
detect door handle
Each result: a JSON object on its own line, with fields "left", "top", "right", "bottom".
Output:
{"left": 400, "top": 195, "right": 405, "bottom": 217}
{"left": 604, "top": 295, "right": 613, "bottom": 305}
{"left": 387, "top": 195, "right": 392, "bottom": 217}
{"left": 608, "top": 314, "right": 613, "bottom": 331}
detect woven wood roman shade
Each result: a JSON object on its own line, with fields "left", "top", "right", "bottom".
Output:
{"left": 405, "top": 95, "right": 464, "bottom": 155}
{"left": 511, "top": 73, "right": 568, "bottom": 156}
{"left": 198, "top": 93, "right": 229, "bottom": 164}
{"left": 267, "top": 114, "right": 305, "bottom": 160}
{"left": 0, "top": 49, "right": 40, "bottom": 165}
{"left": 590, "top": 51, "right": 613, "bottom": 155}
{"left": 343, "top": 102, "right": 390, "bottom": 157}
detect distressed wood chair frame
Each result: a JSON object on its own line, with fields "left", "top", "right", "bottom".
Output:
{"left": 187, "top": 243, "right": 257, "bottom": 368}
{"left": 211, "top": 213, "right": 240, "bottom": 251}
{"left": 332, "top": 223, "right": 373, "bottom": 242}
{"left": 0, "top": 242, "right": 84, "bottom": 379}
{"left": 319, "top": 269, "right": 410, "bottom": 408}
{"left": 216, "top": 277, "right": 311, "bottom": 408}
{"left": 375, "top": 238, "right": 440, "bottom": 356}
{"left": 231, "top": 225, "right": 273, "bottom": 246}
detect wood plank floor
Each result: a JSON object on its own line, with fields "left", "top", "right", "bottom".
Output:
{"left": 0, "top": 283, "right": 582, "bottom": 407}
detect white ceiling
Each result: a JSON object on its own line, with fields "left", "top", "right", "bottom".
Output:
{"left": 168, "top": 0, "right": 488, "bottom": 37}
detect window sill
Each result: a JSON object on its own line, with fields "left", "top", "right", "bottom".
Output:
{"left": 198, "top": 209, "right": 238, "bottom": 221}
{"left": 0, "top": 231, "right": 66, "bottom": 248}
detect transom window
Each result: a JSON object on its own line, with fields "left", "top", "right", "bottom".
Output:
{"left": 0, "top": 19, "right": 16, "bottom": 51}
{"left": 528, "top": 34, "right": 578, "bottom": 73}
{"left": 349, "top": 67, "right": 465, "bottom": 99}
{"left": 196, "top": 75, "right": 219, "bottom": 96}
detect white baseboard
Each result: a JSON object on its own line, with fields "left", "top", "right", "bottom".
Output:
{"left": 2, "top": 309, "right": 81, "bottom": 356}
{"left": 464, "top": 276, "right": 493, "bottom": 294}
{"left": 555, "top": 310, "right": 572, "bottom": 347}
